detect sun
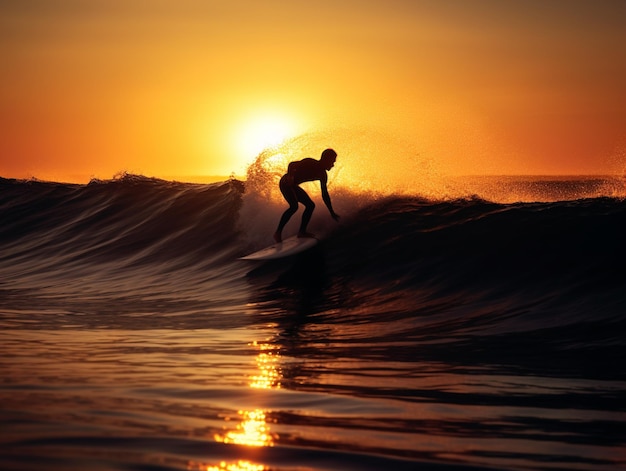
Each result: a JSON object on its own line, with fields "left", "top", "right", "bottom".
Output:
{"left": 234, "top": 112, "right": 299, "bottom": 163}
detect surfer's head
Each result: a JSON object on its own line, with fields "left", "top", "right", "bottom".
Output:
{"left": 321, "top": 148, "right": 337, "bottom": 170}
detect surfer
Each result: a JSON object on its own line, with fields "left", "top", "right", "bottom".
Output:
{"left": 273, "top": 148, "right": 340, "bottom": 243}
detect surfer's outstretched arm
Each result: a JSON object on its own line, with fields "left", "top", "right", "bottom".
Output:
{"left": 320, "top": 179, "right": 339, "bottom": 221}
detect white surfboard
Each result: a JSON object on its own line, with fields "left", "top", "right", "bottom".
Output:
{"left": 240, "top": 235, "right": 318, "bottom": 261}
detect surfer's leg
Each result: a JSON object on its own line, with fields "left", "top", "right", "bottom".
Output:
{"left": 296, "top": 188, "right": 315, "bottom": 237}
{"left": 275, "top": 205, "right": 298, "bottom": 242}
{"left": 274, "top": 181, "right": 299, "bottom": 243}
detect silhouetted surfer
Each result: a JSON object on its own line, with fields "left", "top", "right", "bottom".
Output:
{"left": 273, "top": 148, "right": 340, "bottom": 243}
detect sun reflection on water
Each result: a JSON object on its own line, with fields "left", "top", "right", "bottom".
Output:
{"left": 249, "top": 341, "right": 281, "bottom": 390}
{"left": 207, "top": 340, "right": 281, "bottom": 470}
{"left": 189, "top": 459, "right": 266, "bottom": 471}
{"left": 214, "top": 408, "right": 274, "bottom": 447}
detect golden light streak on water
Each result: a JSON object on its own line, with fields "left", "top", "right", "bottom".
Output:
{"left": 210, "top": 339, "right": 281, "bottom": 471}
{"left": 214, "top": 409, "right": 274, "bottom": 447}
{"left": 188, "top": 459, "right": 266, "bottom": 471}
{"left": 249, "top": 341, "right": 281, "bottom": 389}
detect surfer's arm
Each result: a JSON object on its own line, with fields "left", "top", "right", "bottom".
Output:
{"left": 320, "top": 179, "right": 340, "bottom": 221}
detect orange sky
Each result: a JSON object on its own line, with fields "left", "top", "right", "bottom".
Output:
{"left": 1, "top": 0, "right": 625, "bottom": 182}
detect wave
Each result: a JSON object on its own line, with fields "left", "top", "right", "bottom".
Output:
{"left": 3, "top": 174, "right": 623, "bottom": 267}
{"left": 1, "top": 174, "right": 625, "bottom": 336}
{"left": 317, "top": 196, "right": 626, "bottom": 361}
{"left": 0, "top": 174, "right": 244, "bottom": 271}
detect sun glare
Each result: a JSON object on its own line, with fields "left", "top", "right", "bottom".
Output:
{"left": 234, "top": 113, "right": 298, "bottom": 163}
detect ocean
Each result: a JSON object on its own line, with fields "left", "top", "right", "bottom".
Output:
{"left": 1, "top": 172, "right": 625, "bottom": 471}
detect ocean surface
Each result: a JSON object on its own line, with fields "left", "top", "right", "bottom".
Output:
{"left": 1, "top": 172, "right": 625, "bottom": 471}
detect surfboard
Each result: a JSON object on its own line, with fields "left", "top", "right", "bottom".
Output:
{"left": 240, "top": 236, "right": 318, "bottom": 261}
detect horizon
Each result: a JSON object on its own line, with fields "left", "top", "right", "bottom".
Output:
{"left": 2, "top": 172, "right": 623, "bottom": 186}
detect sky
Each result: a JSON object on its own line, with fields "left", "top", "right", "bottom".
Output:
{"left": 1, "top": 0, "right": 625, "bottom": 182}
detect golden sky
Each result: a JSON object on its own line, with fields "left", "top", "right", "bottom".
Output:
{"left": 1, "top": 0, "right": 625, "bottom": 182}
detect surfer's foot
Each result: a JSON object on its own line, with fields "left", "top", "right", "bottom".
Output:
{"left": 297, "top": 231, "right": 315, "bottom": 239}
{"left": 273, "top": 231, "right": 282, "bottom": 243}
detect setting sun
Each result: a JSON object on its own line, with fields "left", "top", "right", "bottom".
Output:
{"left": 232, "top": 112, "right": 301, "bottom": 168}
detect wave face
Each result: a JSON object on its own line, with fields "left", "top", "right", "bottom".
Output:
{"left": 0, "top": 175, "right": 247, "bottom": 322}
{"left": 0, "top": 174, "right": 243, "bottom": 268}
{"left": 1, "top": 173, "right": 625, "bottom": 471}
